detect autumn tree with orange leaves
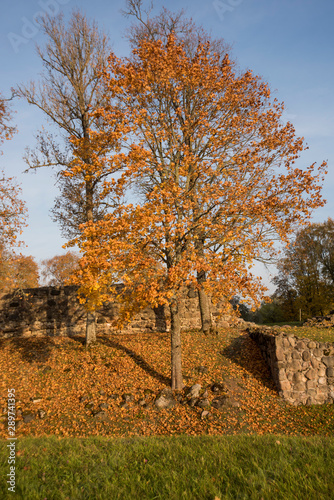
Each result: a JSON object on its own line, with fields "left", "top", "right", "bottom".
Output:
{"left": 0, "top": 172, "right": 26, "bottom": 251}
{"left": 0, "top": 93, "right": 28, "bottom": 292}
{"left": 123, "top": 2, "right": 234, "bottom": 333}
{"left": 0, "top": 250, "right": 39, "bottom": 293}
{"left": 0, "top": 93, "right": 26, "bottom": 248}
{"left": 41, "top": 251, "right": 80, "bottom": 286}
{"left": 70, "top": 34, "right": 326, "bottom": 389}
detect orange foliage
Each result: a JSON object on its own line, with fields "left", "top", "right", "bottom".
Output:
{"left": 41, "top": 251, "right": 80, "bottom": 286}
{"left": 0, "top": 93, "right": 16, "bottom": 147}
{"left": 0, "top": 252, "right": 39, "bottom": 293}
{"left": 67, "top": 35, "right": 326, "bottom": 388}
{"left": 0, "top": 172, "right": 27, "bottom": 251}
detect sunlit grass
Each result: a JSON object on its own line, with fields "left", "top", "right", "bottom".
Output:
{"left": 1, "top": 434, "right": 333, "bottom": 499}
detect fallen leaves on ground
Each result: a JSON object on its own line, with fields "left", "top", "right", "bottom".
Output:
{"left": 0, "top": 327, "right": 333, "bottom": 438}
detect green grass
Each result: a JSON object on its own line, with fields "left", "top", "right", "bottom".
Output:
{"left": 261, "top": 323, "right": 334, "bottom": 343}
{"left": 1, "top": 327, "right": 333, "bottom": 498}
{"left": 1, "top": 434, "right": 334, "bottom": 499}
{"left": 291, "top": 326, "right": 334, "bottom": 344}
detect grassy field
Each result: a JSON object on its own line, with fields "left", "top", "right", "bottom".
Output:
{"left": 1, "top": 434, "right": 334, "bottom": 499}
{"left": 263, "top": 323, "right": 334, "bottom": 343}
{"left": 1, "top": 325, "right": 333, "bottom": 498}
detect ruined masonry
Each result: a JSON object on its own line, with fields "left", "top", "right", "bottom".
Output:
{"left": 2, "top": 285, "right": 334, "bottom": 406}
{"left": 0, "top": 284, "right": 230, "bottom": 338}
{"left": 248, "top": 325, "right": 334, "bottom": 406}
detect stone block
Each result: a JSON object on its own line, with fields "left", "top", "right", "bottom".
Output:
{"left": 285, "top": 352, "right": 292, "bottom": 362}
{"left": 219, "top": 320, "right": 230, "bottom": 329}
{"left": 322, "top": 357, "right": 334, "bottom": 368}
{"left": 278, "top": 370, "right": 287, "bottom": 381}
{"left": 275, "top": 348, "right": 284, "bottom": 361}
{"left": 293, "top": 382, "right": 306, "bottom": 392}
{"left": 311, "top": 358, "right": 320, "bottom": 369}
{"left": 288, "top": 360, "right": 302, "bottom": 371}
{"left": 293, "top": 372, "right": 306, "bottom": 383}
{"left": 315, "top": 395, "right": 327, "bottom": 403}
{"left": 306, "top": 386, "right": 317, "bottom": 394}
{"left": 288, "top": 336, "right": 296, "bottom": 347}
{"left": 279, "top": 380, "right": 291, "bottom": 391}
{"left": 306, "top": 379, "right": 317, "bottom": 389}
{"left": 305, "top": 368, "right": 317, "bottom": 380}
{"left": 291, "top": 388, "right": 306, "bottom": 398}
{"left": 275, "top": 335, "right": 284, "bottom": 348}
{"left": 302, "top": 351, "right": 311, "bottom": 361}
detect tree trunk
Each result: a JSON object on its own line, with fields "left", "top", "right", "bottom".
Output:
{"left": 195, "top": 230, "right": 212, "bottom": 333}
{"left": 170, "top": 299, "right": 184, "bottom": 390}
{"left": 85, "top": 175, "right": 96, "bottom": 348}
{"left": 86, "top": 311, "right": 96, "bottom": 347}
{"left": 197, "top": 269, "right": 212, "bottom": 333}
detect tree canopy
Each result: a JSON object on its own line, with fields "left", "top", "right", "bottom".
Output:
{"left": 273, "top": 218, "right": 334, "bottom": 320}
{"left": 68, "top": 32, "right": 326, "bottom": 388}
{"left": 41, "top": 251, "right": 80, "bottom": 286}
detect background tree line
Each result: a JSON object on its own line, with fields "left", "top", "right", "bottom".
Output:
{"left": 254, "top": 218, "right": 334, "bottom": 324}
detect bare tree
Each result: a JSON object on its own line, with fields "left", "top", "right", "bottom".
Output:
{"left": 16, "top": 10, "right": 120, "bottom": 346}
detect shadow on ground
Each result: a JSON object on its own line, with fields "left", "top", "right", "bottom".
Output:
{"left": 68, "top": 333, "right": 171, "bottom": 387}
{"left": 0, "top": 336, "right": 56, "bottom": 364}
{"left": 100, "top": 336, "right": 171, "bottom": 386}
{"left": 221, "top": 332, "right": 277, "bottom": 392}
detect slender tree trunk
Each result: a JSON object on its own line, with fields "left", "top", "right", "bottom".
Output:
{"left": 85, "top": 177, "right": 94, "bottom": 223}
{"left": 169, "top": 299, "right": 184, "bottom": 390}
{"left": 197, "top": 269, "right": 212, "bottom": 333}
{"left": 85, "top": 175, "right": 96, "bottom": 347}
{"left": 195, "top": 233, "right": 212, "bottom": 333}
{"left": 85, "top": 311, "right": 96, "bottom": 347}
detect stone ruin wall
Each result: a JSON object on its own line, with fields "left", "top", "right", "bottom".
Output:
{"left": 248, "top": 325, "right": 334, "bottom": 406}
{"left": 3, "top": 286, "right": 334, "bottom": 406}
{"left": 0, "top": 285, "right": 230, "bottom": 339}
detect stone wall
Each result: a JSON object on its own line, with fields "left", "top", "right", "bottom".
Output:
{"left": 0, "top": 285, "right": 230, "bottom": 339}
{"left": 247, "top": 325, "right": 334, "bottom": 405}
{"left": 303, "top": 313, "right": 334, "bottom": 328}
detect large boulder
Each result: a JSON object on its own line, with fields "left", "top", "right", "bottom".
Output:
{"left": 154, "top": 387, "right": 177, "bottom": 410}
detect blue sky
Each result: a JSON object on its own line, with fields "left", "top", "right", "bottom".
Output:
{"left": 0, "top": 0, "right": 333, "bottom": 293}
